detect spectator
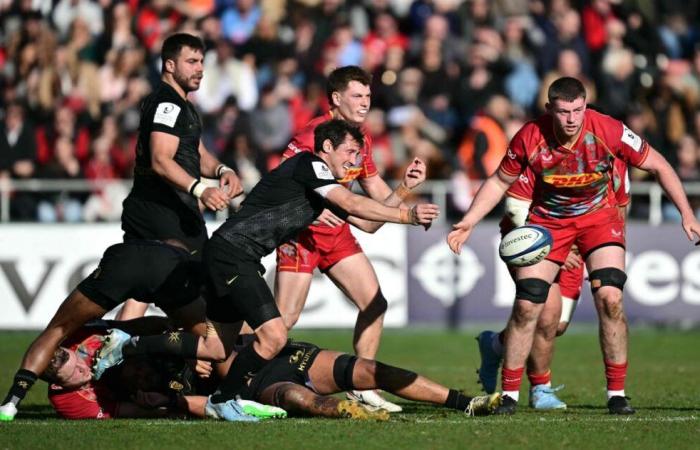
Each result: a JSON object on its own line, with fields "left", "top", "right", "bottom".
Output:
{"left": 221, "top": 0, "right": 261, "bottom": 45}
{"left": 36, "top": 137, "right": 84, "bottom": 223}
{"left": 0, "top": 102, "right": 38, "bottom": 220}
{"left": 249, "top": 84, "right": 292, "bottom": 170}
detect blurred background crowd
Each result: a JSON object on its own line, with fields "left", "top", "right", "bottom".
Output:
{"left": 2, "top": 0, "right": 700, "bottom": 223}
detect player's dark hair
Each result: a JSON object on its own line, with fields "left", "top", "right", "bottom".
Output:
{"left": 327, "top": 66, "right": 372, "bottom": 104}
{"left": 547, "top": 77, "right": 587, "bottom": 103}
{"left": 161, "top": 33, "right": 204, "bottom": 72}
{"left": 314, "top": 119, "right": 364, "bottom": 153}
{"left": 41, "top": 348, "right": 70, "bottom": 383}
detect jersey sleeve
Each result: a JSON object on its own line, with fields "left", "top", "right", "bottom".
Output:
{"left": 148, "top": 101, "right": 188, "bottom": 138}
{"left": 293, "top": 154, "right": 342, "bottom": 197}
{"left": 358, "top": 133, "right": 378, "bottom": 179}
{"left": 506, "top": 166, "right": 535, "bottom": 201}
{"left": 607, "top": 118, "right": 650, "bottom": 168}
{"left": 498, "top": 128, "right": 528, "bottom": 177}
{"left": 284, "top": 128, "right": 314, "bottom": 159}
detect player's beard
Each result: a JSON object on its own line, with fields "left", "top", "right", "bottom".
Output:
{"left": 174, "top": 72, "right": 201, "bottom": 93}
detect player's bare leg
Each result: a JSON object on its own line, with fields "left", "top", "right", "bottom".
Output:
{"left": 586, "top": 245, "right": 634, "bottom": 414}
{"left": 259, "top": 382, "right": 388, "bottom": 420}
{"left": 325, "top": 253, "right": 400, "bottom": 411}
{"left": 326, "top": 253, "right": 387, "bottom": 359}
{"left": 1, "top": 290, "right": 107, "bottom": 420}
{"left": 308, "top": 351, "right": 500, "bottom": 416}
{"left": 274, "top": 272, "right": 313, "bottom": 330}
{"left": 526, "top": 283, "right": 566, "bottom": 409}
{"left": 115, "top": 299, "right": 149, "bottom": 320}
{"left": 498, "top": 260, "right": 559, "bottom": 413}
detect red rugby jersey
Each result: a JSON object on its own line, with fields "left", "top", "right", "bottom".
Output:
{"left": 499, "top": 109, "right": 647, "bottom": 218}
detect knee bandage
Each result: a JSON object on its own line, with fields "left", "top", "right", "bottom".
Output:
{"left": 332, "top": 354, "right": 358, "bottom": 391}
{"left": 515, "top": 278, "right": 551, "bottom": 304}
{"left": 589, "top": 268, "right": 627, "bottom": 294}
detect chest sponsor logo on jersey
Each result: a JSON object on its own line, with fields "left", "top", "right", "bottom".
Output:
{"left": 154, "top": 102, "right": 181, "bottom": 127}
{"left": 542, "top": 172, "right": 603, "bottom": 187}
{"left": 311, "top": 161, "right": 334, "bottom": 180}
{"left": 621, "top": 124, "right": 643, "bottom": 152}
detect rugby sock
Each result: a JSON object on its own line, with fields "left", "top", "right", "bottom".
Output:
{"left": 527, "top": 370, "right": 551, "bottom": 388}
{"left": 2, "top": 369, "right": 37, "bottom": 406}
{"left": 501, "top": 366, "right": 524, "bottom": 402}
{"left": 605, "top": 360, "right": 627, "bottom": 399}
{"left": 444, "top": 389, "right": 472, "bottom": 411}
{"left": 121, "top": 332, "right": 199, "bottom": 359}
{"left": 211, "top": 344, "right": 270, "bottom": 403}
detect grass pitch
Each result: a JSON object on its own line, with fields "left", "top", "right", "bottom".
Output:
{"left": 0, "top": 327, "right": 698, "bottom": 450}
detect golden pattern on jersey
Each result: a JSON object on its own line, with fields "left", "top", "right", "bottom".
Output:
{"left": 168, "top": 332, "right": 181, "bottom": 344}
{"left": 543, "top": 172, "right": 603, "bottom": 187}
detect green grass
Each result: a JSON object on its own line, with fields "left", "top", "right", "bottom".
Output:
{"left": 1, "top": 327, "right": 699, "bottom": 450}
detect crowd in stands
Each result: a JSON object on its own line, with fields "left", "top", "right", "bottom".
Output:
{"left": 2, "top": 0, "right": 700, "bottom": 222}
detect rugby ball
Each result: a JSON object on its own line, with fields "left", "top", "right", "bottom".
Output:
{"left": 499, "top": 225, "right": 553, "bottom": 267}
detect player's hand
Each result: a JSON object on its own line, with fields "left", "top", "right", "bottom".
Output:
{"left": 562, "top": 250, "right": 582, "bottom": 270}
{"left": 192, "top": 359, "right": 212, "bottom": 378}
{"left": 681, "top": 216, "right": 700, "bottom": 245}
{"left": 447, "top": 219, "right": 475, "bottom": 255}
{"left": 407, "top": 203, "right": 440, "bottom": 226}
{"left": 200, "top": 187, "right": 230, "bottom": 211}
{"left": 312, "top": 208, "right": 345, "bottom": 227}
{"left": 219, "top": 171, "right": 244, "bottom": 199}
{"left": 402, "top": 157, "right": 427, "bottom": 189}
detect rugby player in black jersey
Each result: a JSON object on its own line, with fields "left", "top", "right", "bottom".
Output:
{"left": 1, "top": 33, "right": 242, "bottom": 422}
{"left": 92, "top": 119, "right": 440, "bottom": 421}
{"left": 121, "top": 32, "right": 242, "bottom": 255}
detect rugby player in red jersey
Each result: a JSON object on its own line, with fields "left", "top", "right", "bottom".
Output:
{"left": 275, "top": 66, "right": 427, "bottom": 411}
{"left": 448, "top": 77, "right": 700, "bottom": 415}
{"left": 476, "top": 159, "right": 630, "bottom": 410}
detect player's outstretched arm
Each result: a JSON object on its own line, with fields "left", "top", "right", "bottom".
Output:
{"left": 324, "top": 185, "right": 439, "bottom": 226}
{"left": 447, "top": 170, "right": 516, "bottom": 254}
{"left": 640, "top": 147, "right": 700, "bottom": 242}
{"left": 349, "top": 158, "right": 428, "bottom": 233}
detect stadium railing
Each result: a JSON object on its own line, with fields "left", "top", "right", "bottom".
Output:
{"left": 0, "top": 178, "right": 697, "bottom": 224}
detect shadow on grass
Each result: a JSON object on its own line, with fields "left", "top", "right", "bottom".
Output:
{"left": 14, "top": 405, "right": 57, "bottom": 420}
{"left": 568, "top": 403, "right": 700, "bottom": 413}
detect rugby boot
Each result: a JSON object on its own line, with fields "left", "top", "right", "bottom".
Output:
{"left": 529, "top": 385, "right": 567, "bottom": 410}
{"left": 205, "top": 396, "right": 259, "bottom": 422}
{"left": 493, "top": 395, "right": 518, "bottom": 415}
{"left": 0, "top": 402, "right": 17, "bottom": 421}
{"left": 235, "top": 398, "right": 287, "bottom": 419}
{"left": 337, "top": 400, "right": 390, "bottom": 421}
{"left": 476, "top": 330, "right": 502, "bottom": 394}
{"left": 607, "top": 396, "right": 635, "bottom": 415}
{"left": 347, "top": 390, "right": 402, "bottom": 412}
{"left": 92, "top": 329, "right": 131, "bottom": 380}
{"left": 465, "top": 393, "right": 502, "bottom": 416}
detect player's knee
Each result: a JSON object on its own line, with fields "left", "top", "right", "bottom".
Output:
{"left": 359, "top": 291, "right": 387, "bottom": 318}
{"left": 333, "top": 354, "right": 358, "bottom": 391}
{"left": 257, "top": 322, "right": 288, "bottom": 356}
{"left": 515, "top": 278, "right": 551, "bottom": 304}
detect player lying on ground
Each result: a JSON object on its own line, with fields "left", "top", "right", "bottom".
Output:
{"left": 63, "top": 326, "right": 501, "bottom": 420}
{"left": 0, "top": 239, "right": 208, "bottom": 421}
{"left": 41, "top": 320, "right": 280, "bottom": 421}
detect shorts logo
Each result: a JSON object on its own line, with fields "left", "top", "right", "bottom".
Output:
{"left": 168, "top": 332, "right": 181, "bottom": 344}
{"left": 169, "top": 380, "right": 184, "bottom": 392}
{"left": 226, "top": 275, "right": 239, "bottom": 285}
{"left": 154, "top": 102, "right": 181, "bottom": 127}
{"left": 543, "top": 172, "right": 603, "bottom": 187}
{"left": 93, "top": 267, "right": 101, "bottom": 279}
{"left": 289, "top": 349, "right": 304, "bottom": 364}
{"left": 312, "top": 161, "right": 334, "bottom": 180}
{"left": 611, "top": 229, "right": 622, "bottom": 237}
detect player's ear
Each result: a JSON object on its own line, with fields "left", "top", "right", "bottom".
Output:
{"left": 164, "top": 58, "right": 175, "bottom": 74}
{"left": 331, "top": 91, "right": 342, "bottom": 108}
{"left": 544, "top": 102, "right": 551, "bottom": 112}
{"left": 322, "top": 138, "right": 333, "bottom": 153}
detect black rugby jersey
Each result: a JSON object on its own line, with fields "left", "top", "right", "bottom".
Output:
{"left": 127, "top": 81, "right": 202, "bottom": 215}
{"left": 214, "top": 152, "right": 340, "bottom": 260}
